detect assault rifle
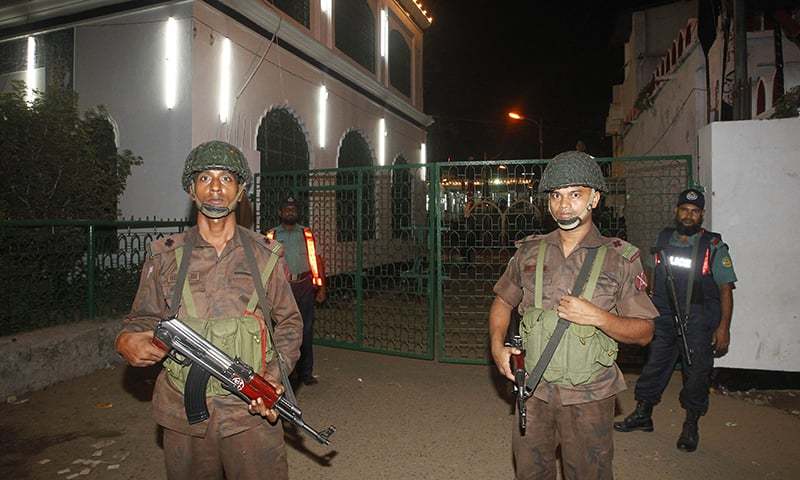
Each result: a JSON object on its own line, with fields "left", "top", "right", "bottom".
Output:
{"left": 652, "top": 247, "right": 692, "bottom": 366}
{"left": 152, "top": 317, "right": 336, "bottom": 445}
{"left": 506, "top": 334, "right": 527, "bottom": 435}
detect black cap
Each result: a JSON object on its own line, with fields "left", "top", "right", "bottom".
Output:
{"left": 677, "top": 188, "right": 705, "bottom": 209}
{"left": 279, "top": 195, "right": 299, "bottom": 208}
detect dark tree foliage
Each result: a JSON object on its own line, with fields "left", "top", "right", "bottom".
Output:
{"left": 0, "top": 82, "right": 141, "bottom": 220}
{"left": 0, "top": 84, "right": 142, "bottom": 334}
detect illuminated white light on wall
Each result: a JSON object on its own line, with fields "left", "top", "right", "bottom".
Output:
{"left": 164, "top": 17, "right": 178, "bottom": 109}
{"left": 321, "top": 0, "right": 331, "bottom": 15}
{"left": 378, "top": 118, "right": 387, "bottom": 166}
{"left": 318, "top": 85, "right": 328, "bottom": 148}
{"left": 420, "top": 142, "right": 427, "bottom": 181}
{"left": 25, "top": 36, "right": 36, "bottom": 104}
{"left": 380, "top": 9, "right": 389, "bottom": 59}
{"left": 219, "top": 37, "right": 232, "bottom": 123}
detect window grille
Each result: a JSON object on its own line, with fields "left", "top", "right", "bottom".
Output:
{"left": 257, "top": 108, "right": 310, "bottom": 230}
{"left": 389, "top": 30, "right": 411, "bottom": 97}
{"left": 334, "top": 0, "right": 376, "bottom": 73}
{"left": 268, "top": 0, "right": 310, "bottom": 28}
{"left": 337, "top": 131, "right": 375, "bottom": 241}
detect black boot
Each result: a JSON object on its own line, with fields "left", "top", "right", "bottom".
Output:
{"left": 613, "top": 401, "right": 654, "bottom": 432}
{"left": 677, "top": 411, "right": 700, "bottom": 452}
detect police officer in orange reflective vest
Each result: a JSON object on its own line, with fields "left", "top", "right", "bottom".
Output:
{"left": 266, "top": 196, "right": 326, "bottom": 385}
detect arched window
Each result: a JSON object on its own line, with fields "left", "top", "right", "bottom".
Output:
{"left": 772, "top": 71, "right": 783, "bottom": 106}
{"left": 756, "top": 79, "right": 766, "bottom": 115}
{"left": 336, "top": 131, "right": 375, "bottom": 241}
{"left": 268, "top": 0, "right": 309, "bottom": 28}
{"left": 389, "top": 30, "right": 411, "bottom": 97}
{"left": 677, "top": 35, "right": 684, "bottom": 58}
{"left": 391, "top": 155, "right": 412, "bottom": 239}
{"left": 685, "top": 24, "right": 693, "bottom": 44}
{"left": 257, "top": 107, "right": 310, "bottom": 230}
{"left": 335, "top": 0, "right": 375, "bottom": 73}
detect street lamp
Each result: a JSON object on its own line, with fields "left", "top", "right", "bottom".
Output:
{"left": 508, "top": 112, "right": 544, "bottom": 159}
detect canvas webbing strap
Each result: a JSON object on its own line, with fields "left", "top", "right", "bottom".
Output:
{"left": 170, "top": 234, "right": 196, "bottom": 319}
{"left": 523, "top": 244, "right": 607, "bottom": 396}
{"left": 239, "top": 226, "right": 297, "bottom": 405}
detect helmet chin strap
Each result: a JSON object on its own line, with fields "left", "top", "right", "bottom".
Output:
{"left": 191, "top": 184, "right": 245, "bottom": 219}
{"left": 550, "top": 189, "right": 595, "bottom": 231}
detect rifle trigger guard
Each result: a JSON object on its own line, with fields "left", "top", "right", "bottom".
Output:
{"left": 167, "top": 350, "right": 189, "bottom": 366}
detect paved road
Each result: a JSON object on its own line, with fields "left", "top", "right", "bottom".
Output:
{"left": 2, "top": 346, "right": 799, "bottom": 479}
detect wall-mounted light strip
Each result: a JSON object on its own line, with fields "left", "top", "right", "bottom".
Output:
{"left": 380, "top": 9, "right": 389, "bottom": 59}
{"left": 25, "top": 36, "right": 36, "bottom": 105}
{"left": 378, "top": 118, "right": 387, "bottom": 166}
{"left": 420, "top": 142, "right": 427, "bottom": 181}
{"left": 320, "top": 0, "right": 331, "bottom": 15}
{"left": 318, "top": 85, "right": 328, "bottom": 148}
{"left": 219, "top": 37, "right": 232, "bottom": 123}
{"left": 164, "top": 17, "right": 178, "bottom": 109}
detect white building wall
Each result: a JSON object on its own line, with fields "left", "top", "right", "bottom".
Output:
{"left": 190, "top": 2, "right": 424, "bottom": 178}
{"left": 617, "top": 42, "right": 706, "bottom": 159}
{"left": 698, "top": 117, "right": 800, "bottom": 372}
{"left": 69, "top": 0, "right": 427, "bottom": 221}
{"left": 74, "top": 4, "right": 195, "bottom": 220}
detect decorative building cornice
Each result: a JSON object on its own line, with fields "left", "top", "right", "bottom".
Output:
{"left": 394, "top": 0, "right": 432, "bottom": 30}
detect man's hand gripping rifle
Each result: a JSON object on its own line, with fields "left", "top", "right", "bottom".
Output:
{"left": 152, "top": 317, "right": 336, "bottom": 445}
{"left": 506, "top": 334, "right": 528, "bottom": 435}
{"left": 652, "top": 247, "right": 692, "bottom": 366}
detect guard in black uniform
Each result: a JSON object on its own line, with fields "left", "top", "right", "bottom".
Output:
{"left": 615, "top": 188, "right": 737, "bottom": 452}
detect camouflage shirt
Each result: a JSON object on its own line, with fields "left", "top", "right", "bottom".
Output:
{"left": 120, "top": 226, "right": 303, "bottom": 437}
{"left": 494, "top": 225, "right": 659, "bottom": 405}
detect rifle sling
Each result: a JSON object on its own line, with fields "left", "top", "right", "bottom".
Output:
{"left": 169, "top": 231, "right": 196, "bottom": 319}
{"left": 523, "top": 246, "right": 600, "bottom": 396}
{"left": 239, "top": 226, "right": 298, "bottom": 405}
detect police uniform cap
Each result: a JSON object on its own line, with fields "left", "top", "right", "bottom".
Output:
{"left": 677, "top": 188, "right": 705, "bottom": 209}
{"left": 280, "top": 195, "right": 299, "bottom": 208}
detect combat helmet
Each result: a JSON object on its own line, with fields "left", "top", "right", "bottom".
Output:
{"left": 181, "top": 140, "right": 252, "bottom": 192}
{"left": 538, "top": 151, "right": 607, "bottom": 193}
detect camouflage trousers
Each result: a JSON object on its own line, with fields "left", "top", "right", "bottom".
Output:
{"left": 163, "top": 417, "right": 288, "bottom": 480}
{"left": 512, "top": 390, "right": 615, "bottom": 480}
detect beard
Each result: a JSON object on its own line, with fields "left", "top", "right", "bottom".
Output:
{"left": 280, "top": 215, "right": 298, "bottom": 226}
{"left": 675, "top": 219, "right": 701, "bottom": 236}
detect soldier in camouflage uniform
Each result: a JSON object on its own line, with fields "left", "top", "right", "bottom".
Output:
{"left": 489, "top": 151, "right": 658, "bottom": 480}
{"left": 115, "top": 140, "right": 302, "bottom": 479}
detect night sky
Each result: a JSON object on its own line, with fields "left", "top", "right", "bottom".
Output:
{"left": 423, "top": 0, "right": 669, "bottom": 161}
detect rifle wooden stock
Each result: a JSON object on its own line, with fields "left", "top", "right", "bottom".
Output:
{"left": 152, "top": 317, "right": 335, "bottom": 445}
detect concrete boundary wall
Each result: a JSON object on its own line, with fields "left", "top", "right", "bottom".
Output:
{"left": 699, "top": 117, "right": 800, "bottom": 372}
{"left": 0, "top": 318, "right": 124, "bottom": 399}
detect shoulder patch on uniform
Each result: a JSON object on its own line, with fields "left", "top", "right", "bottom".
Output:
{"left": 150, "top": 232, "right": 186, "bottom": 255}
{"left": 608, "top": 238, "right": 640, "bottom": 262}
{"left": 514, "top": 233, "right": 541, "bottom": 249}
{"left": 721, "top": 256, "right": 732, "bottom": 268}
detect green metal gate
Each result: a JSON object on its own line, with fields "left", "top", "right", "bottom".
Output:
{"left": 254, "top": 155, "right": 692, "bottom": 364}
{"left": 255, "top": 162, "right": 435, "bottom": 360}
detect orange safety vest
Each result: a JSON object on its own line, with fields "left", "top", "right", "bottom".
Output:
{"left": 266, "top": 227, "right": 324, "bottom": 287}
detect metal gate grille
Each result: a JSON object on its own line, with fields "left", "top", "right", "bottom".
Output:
{"left": 254, "top": 155, "right": 691, "bottom": 364}
{"left": 254, "top": 163, "right": 434, "bottom": 359}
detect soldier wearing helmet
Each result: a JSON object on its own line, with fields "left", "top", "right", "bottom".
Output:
{"left": 116, "top": 141, "right": 302, "bottom": 479}
{"left": 489, "top": 151, "right": 658, "bottom": 479}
